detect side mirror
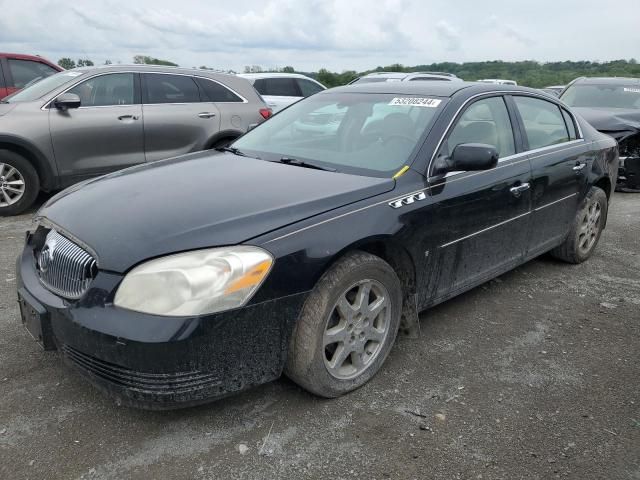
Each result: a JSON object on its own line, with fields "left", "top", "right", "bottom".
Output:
{"left": 53, "top": 93, "right": 81, "bottom": 111}
{"left": 433, "top": 143, "right": 499, "bottom": 175}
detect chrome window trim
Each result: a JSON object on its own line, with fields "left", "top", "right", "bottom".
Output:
{"left": 427, "top": 90, "right": 585, "bottom": 179}
{"left": 41, "top": 70, "right": 248, "bottom": 110}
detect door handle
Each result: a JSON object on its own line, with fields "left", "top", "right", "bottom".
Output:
{"left": 118, "top": 115, "right": 139, "bottom": 121}
{"left": 198, "top": 112, "right": 217, "bottom": 119}
{"left": 573, "top": 162, "right": 586, "bottom": 171}
{"left": 510, "top": 182, "right": 530, "bottom": 197}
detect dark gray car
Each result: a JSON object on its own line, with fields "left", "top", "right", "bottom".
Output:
{"left": 0, "top": 65, "right": 271, "bottom": 215}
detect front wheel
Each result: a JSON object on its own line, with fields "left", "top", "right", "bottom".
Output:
{"left": 285, "top": 251, "right": 403, "bottom": 398}
{"left": 551, "top": 186, "right": 608, "bottom": 263}
{"left": 0, "top": 150, "right": 40, "bottom": 216}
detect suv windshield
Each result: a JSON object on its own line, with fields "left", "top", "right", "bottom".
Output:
{"left": 561, "top": 83, "right": 640, "bottom": 109}
{"left": 232, "top": 92, "right": 445, "bottom": 177}
{"left": 3, "top": 71, "right": 86, "bottom": 103}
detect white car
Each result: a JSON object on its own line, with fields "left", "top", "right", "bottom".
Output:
{"left": 349, "top": 71, "right": 461, "bottom": 84}
{"left": 477, "top": 78, "right": 518, "bottom": 86}
{"left": 238, "top": 73, "right": 326, "bottom": 113}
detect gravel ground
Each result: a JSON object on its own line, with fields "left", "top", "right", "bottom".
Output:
{"left": 1, "top": 192, "right": 638, "bottom": 480}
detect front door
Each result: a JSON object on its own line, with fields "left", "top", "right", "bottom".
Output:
{"left": 49, "top": 72, "right": 145, "bottom": 178}
{"left": 510, "top": 95, "right": 587, "bottom": 257}
{"left": 413, "top": 95, "right": 532, "bottom": 307}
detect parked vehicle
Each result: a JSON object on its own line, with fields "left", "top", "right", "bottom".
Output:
{"left": 349, "top": 71, "right": 461, "bottom": 85}
{"left": 542, "top": 85, "right": 565, "bottom": 96}
{"left": 0, "top": 65, "right": 271, "bottom": 215}
{"left": 238, "top": 73, "right": 326, "bottom": 113}
{"left": 0, "top": 53, "right": 62, "bottom": 99}
{"left": 560, "top": 77, "right": 640, "bottom": 191}
{"left": 17, "top": 82, "right": 617, "bottom": 409}
{"left": 477, "top": 79, "right": 518, "bottom": 86}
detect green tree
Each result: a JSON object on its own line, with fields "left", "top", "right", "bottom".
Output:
{"left": 77, "top": 59, "right": 94, "bottom": 67}
{"left": 133, "top": 55, "right": 178, "bottom": 67}
{"left": 58, "top": 58, "right": 75, "bottom": 69}
{"left": 281, "top": 66, "right": 295, "bottom": 73}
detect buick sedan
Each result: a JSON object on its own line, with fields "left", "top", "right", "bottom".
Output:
{"left": 16, "top": 82, "right": 618, "bottom": 409}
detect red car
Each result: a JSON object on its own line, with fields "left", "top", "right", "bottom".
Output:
{"left": 0, "top": 53, "right": 63, "bottom": 99}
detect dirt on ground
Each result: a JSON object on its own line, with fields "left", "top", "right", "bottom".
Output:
{"left": 0, "top": 193, "right": 639, "bottom": 480}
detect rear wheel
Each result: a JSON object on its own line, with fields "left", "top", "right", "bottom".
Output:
{"left": 285, "top": 251, "right": 402, "bottom": 398}
{"left": 0, "top": 150, "right": 39, "bottom": 216}
{"left": 551, "top": 186, "right": 608, "bottom": 263}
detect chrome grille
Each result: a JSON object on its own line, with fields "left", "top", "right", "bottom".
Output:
{"left": 37, "top": 229, "right": 97, "bottom": 299}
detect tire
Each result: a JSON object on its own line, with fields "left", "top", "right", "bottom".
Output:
{"left": 0, "top": 150, "right": 40, "bottom": 216}
{"left": 551, "top": 186, "right": 608, "bottom": 264}
{"left": 285, "top": 251, "right": 403, "bottom": 398}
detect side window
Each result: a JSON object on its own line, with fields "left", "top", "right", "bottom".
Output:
{"left": 513, "top": 96, "right": 570, "bottom": 149}
{"left": 144, "top": 74, "right": 200, "bottom": 104}
{"left": 561, "top": 109, "right": 578, "bottom": 140}
{"left": 297, "top": 79, "right": 324, "bottom": 97}
{"left": 67, "top": 73, "right": 135, "bottom": 107}
{"left": 8, "top": 59, "right": 58, "bottom": 89}
{"left": 263, "top": 78, "right": 300, "bottom": 97}
{"left": 194, "top": 78, "right": 243, "bottom": 102}
{"left": 253, "top": 79, "right": 267, "bottom": 95}
{"left": 444, "top": 96, "right": 515, "bottom": 158}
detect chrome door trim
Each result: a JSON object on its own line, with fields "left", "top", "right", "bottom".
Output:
{"left": 533, "top": 192, "right": 578, "bottom": 212}
{"left": 439, "top": 211, "right": 531, "bottom": 248}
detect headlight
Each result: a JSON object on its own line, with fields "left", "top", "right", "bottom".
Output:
{"left": 114, "top": 246, "right": 273, "bottom": 316}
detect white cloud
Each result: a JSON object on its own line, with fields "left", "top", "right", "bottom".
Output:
{"left": 0, "top": 0, "right": 638, "bottom": 71}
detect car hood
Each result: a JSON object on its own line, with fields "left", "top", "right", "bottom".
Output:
{"left": 38, "top": 151, "right": 394, "bottom": 272}
{"left": 573, "top": 107, "right": 640, "bottom": 141}
{"left": 0, "top": 103, "right": 17, "bottom": 116}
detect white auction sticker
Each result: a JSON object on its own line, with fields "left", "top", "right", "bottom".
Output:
{"left": 623, "top": 87, "right": 640, "bottom": 93}
{"left": 389, "top": 97, "right": 442, "bottom": 107}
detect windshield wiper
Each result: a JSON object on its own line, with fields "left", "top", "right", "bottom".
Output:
{"left": 215, "top": 146, "right": 249, "bottom": 157}
{"left": 276, "top": 157, "right": 336, "bottom": 172}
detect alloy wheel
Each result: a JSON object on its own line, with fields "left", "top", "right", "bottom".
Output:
{"left": 578, "top": 199, "right": 601, "bottom": 255}
{"left": 323, "top": 279, "right": 391, "bottom": 380}
{"left": 0, "top": 163, "right": 26, "bottom": 207}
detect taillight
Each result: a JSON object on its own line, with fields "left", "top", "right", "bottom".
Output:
{"left": 259, "top": 108, "right": 272, "bottom": 120}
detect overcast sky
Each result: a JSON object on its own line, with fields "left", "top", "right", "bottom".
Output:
{"left": 1, "top": 0, "right": 638, "bottom": 72}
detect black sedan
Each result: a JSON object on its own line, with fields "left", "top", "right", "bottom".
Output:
{"left": 16, "top": 82, "right": 618, "bottom": 409}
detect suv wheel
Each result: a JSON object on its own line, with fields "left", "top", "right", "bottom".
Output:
{"left": 285, "top": 251, "right": 403, "bottom": 398}
{"left": 0, "top": 150, "right": 40, "bottom": 216}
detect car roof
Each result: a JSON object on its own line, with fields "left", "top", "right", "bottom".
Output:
{"left": 238, "top": 72, "right": 318, "bottom": 80}
{"left": 573, "top": 76, "right": 640, "bottom": 85}
{"left": 0, "top": 52, "right": 62, "bottom": 69}
{"left": 327, "top": 81, "right": 537, "bottom": 98}
{"left": 70, "top": 64, "right": 238, "bottom": 79}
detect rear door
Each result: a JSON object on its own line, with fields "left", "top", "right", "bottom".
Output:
{"left": 142, "top": 73, "right": 220, "bottom": 162}
{"left": 416, "top": 95, "right": 532, "bottom": 304}
{"left": 510, "top": 95, "right": 587, "bottom": 257}
{"left": 49, "top": 72, "right": 145, "bottom": 178}
{"left": 254, "top": 77, "right": 301, "bottom": 113}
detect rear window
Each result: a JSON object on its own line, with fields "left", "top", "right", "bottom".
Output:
{"left": 254, "top": 78, "right": 300, "bottom": 97}
{"left": 144, "top": 74, "right": 200, "bottom": 104}
{"left": 8, "top": 59, "right": 59, "bottom": 89}
{"left": 195, "top": 78, "right": 243, "bottom": 102}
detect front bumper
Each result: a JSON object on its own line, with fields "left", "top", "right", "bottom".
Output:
{"left": 16, "top": 245, "right": 307, "bottom": 409}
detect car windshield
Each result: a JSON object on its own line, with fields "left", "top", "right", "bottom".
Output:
{"left": 3, "top": 71, "right": 86, "bottom": 103}
{"left": 232, "top": 92, "right": 446, "bottom": 177}
{"left": 561, "top": 84, "right": 640, "bottom": 109}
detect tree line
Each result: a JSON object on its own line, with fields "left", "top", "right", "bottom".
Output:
{"left": 56, "top": 57, "right": 639, "bottom": 88}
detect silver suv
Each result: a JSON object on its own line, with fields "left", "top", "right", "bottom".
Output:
{"left": 0, "top": 65, "right": 270, "bottom": 215}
